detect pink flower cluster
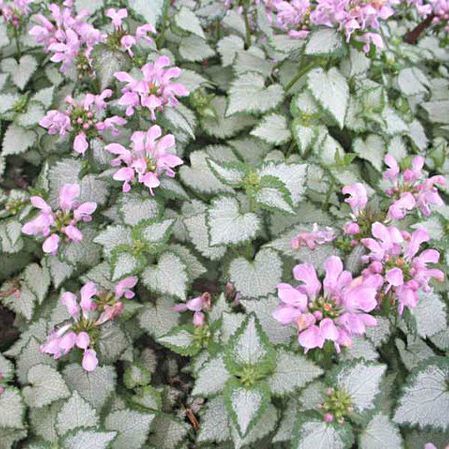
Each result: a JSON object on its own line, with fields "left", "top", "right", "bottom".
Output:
{"left": 30, "top": 3, "right": 103, "bottom": 73}
{"left": 22, "top": 184, "right": 96, "bottom": 254}
{"left": 39, "top": 89, "right": 126, "bottom": 155}
{"left": 0, "top": 0, "right": 32, "bottom": 28}
{"left": 277, "top": 154, "right": 446, "bottom": 350}
{"left": 362, "top": 224, "right": 444, "bottom": 313}
{"left": 272, "top": 0, "right": 397, "bottom": 51}
{"left": 409, "top": 0, "right": 449, "bottom": 31}
{"left": 105, "top": 8, "right": 155, "bottom": 56}
{"left": 273, "top": 256, "right": 382, "bottom": 352}
{"left": 291, "top": 223, "right": 335, "bottom": 250}
{"left": 173, "top": 292, "right": 212, "bottom": 327}
{"left": 272, "top": 0, "right": 313, "bottom": 39}
{"left": 41, "top": 277, "right": 137, "bottom": 371}
{"left": 384, "top": 155, "right": 445, "bottom": 220}
{"left": 105, "top": 125, "right": 183, "bottom": 195}
{"left": 114, "top": 55, "right": 189, "bottom": 119}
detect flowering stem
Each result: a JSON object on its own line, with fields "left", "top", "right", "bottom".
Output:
{"left": 285, "top": 60, "right": 316, "bottom": 92}
{"left": 404, "top": 14, "right": 435, "bottom": 44}
{"left": 13, "top": 28, "right": 22, "bottom": 59}
{"left": 242, "top": 7, "right": 252, "bottom": 48}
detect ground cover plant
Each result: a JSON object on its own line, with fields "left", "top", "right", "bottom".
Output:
{"left": 0, "top": 0, "right": 449, "bottom": 448}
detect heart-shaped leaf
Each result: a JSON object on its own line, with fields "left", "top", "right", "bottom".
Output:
{"left": 207, "top": 196, "right": 260, "bottom": 246}
{"left": 307, "top": 67, "right": 349, "bottom": 128}
{"left": 1, "top": 55, "right": 38, "bottom": 90}
{"left": 23, "top": 364, "right": 70, "bottom": 408}
{"left": 56, "top": 391, "right": 99, "bottom": 436}
{"left": 142, "top": 252, "right": 189, "bottom": 300}
{"left": 229, "top": 248, "right": 282, "bottom": 298}
{"left": 224, "top": 379, "right": 270, "bottom": 437}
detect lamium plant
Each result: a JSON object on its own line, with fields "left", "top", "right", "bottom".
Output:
{"left": 0, "top": 1, "right": 448, "bottom": 449}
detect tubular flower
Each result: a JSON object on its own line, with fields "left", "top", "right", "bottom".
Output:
{"left": 273, "top": 256, "right": 382, "bottom": 352}
{"left": 408, "top": 0, "right": 449, "bottom": 31}
{"left": 21, "top": 184, "right": 96, "bottom": 255}
{"left": 41, "top": 278, "right": 137, "bottom": 371}
{"left": 105, "top": 125, "right": 183, "bottom": 195}
{"left": 291, "top": 223, "right": 335, "bottom": 250}
{"left": 362, "top": 224, "right": 444, "bottom": 313}
{"left": 270, "top": 0, "right": 397, "bottom": 50}
{"left": 341, "top": 183, "right": 385, "bottom": 242}
{"left": 384, "top": 154, "right": 446, "bottom": 220}
{"left": 273, "top": 0, "right": 312, "bottom": 38}
{"left": 114, "top": 55, "right": 189, "bottom": 118}
{"left": 29, "top": 3, "right": 104, "bottom": 73}
{"left": 173, "top": 292, "right": 212, "bottom": 327}
{"left": 105, "top": 8, "right": 155, "bottom": 56}
{"left": 39, "top": 90, "right": 126, "bottom": 155}
{"left": 0, "top": 0, "right": 33, "bottom": 28}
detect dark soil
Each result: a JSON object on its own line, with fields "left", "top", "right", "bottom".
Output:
{"left": 0, "top": 305, "right": 18, "bottom": 350}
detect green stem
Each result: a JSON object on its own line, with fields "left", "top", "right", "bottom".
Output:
{"left": 243, "top": 7, "right": 252, "bottom": 48}
{"left": 323, "top": 174, "right": 335, "bottom": 210}
{"left": 156, "top": 0, "right": 170, "bottom": 50}
{"left": 13, "top": 28, "right": 22, "bottom": 59}
{"left": 285, "top": 60, "right": 316, "bottom": 92}
{"left": 285, "top": 140, "right": 295, "bottom": 157}
{"left": 248, "top": 196, "right": 257, "bottom": 213}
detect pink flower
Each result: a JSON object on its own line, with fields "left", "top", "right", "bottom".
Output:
{"left": 39, "top": 110, "right": 71, "bottom": 136}
{"left": 76, "top": 332, "right": 90, "bottom": 349}
{"left": 136, "top": 23, "right": 156, "bottom": 44}
{"left": 82, "top": 349, "right": 98, "bottom": 371}
{"left": 22, "top": 184, "right": 96, "bottom": 254}
{"left": 40, "top": 322, "right": 98, "bottom": 372}
{"left": 114, "top": 56, "right": 189, "bottom": 118}
{"left": 0, "top": 0, "right": 33, "bottom": 28}
{"left": 173, "top": 292, "right": 212, "bottom": 327}
{"left": 361, "top": 222, "right": 404, "bottom": 262}
{"left": 291, "top": 223, "right": 335, "bottom": 250}
{"left": 388, "top": 192, "right": 416, "bottom": 220}
{"left": 40, "top": 90, "right": 126, "bottom": 155}
{"left": 40, "top": 324, "right": 73, "bottom": 359}
{"left": 61, "top": 282, "right": 97, "bottom": 320}
{"left": 29, "top": 3, "right": 104, "bottom": 73}
{"left": 363, "top": 225, "right": 444, "bottom": 313}
{"left": 344, "top": 222, "right": 360, "bottom": 236}
{"left": 407, "top": 0, "right": 433, "bottom": 16}
{"left": 106, "top": 8, "right": 127, "bottom": 29}
{"left": 341, "top": 183, "right": 373, "bottom": 239}
{"left": 96, "top": 302, "right": 125, "bottom": 325}
{"left": 41, "top": 278, "right": 134, "bottom": 371}
{"left": 79, "top": 281, "right": 97, "bottom": 312}
{"left": 342, "top": 183, "right": 368, "bottom": 215}
{"left": 384, "top": 154, "right": 446, "bottom": 219}
{"left": 61, "top": 292, "right": 80, "bottom": 317}
{"left": 273, "top": 256, "right": 382, "bottom": 352}
{"left": 384, "top": 154, "right": 400, "bottom": 181}
{"left": 308, "top": 0, "right": 396, "bottom": 51}
{"left": 273, "top": 0, "right": 312, "bottom": 37}
{"left": 121, "top": 35, "right": 136, "bottom": 56}
{"left": 408, "top": 0, "right": 449, "bottom": 31}
{"left": 105, "top": 125, "right": 183, "bottom": 194}
{"left": 115, "top": 276, "right": 138, "bottom": 299}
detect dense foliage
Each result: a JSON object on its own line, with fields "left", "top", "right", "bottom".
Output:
{"left": 0, "top": 0, "right": 449, "bottom": 448}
